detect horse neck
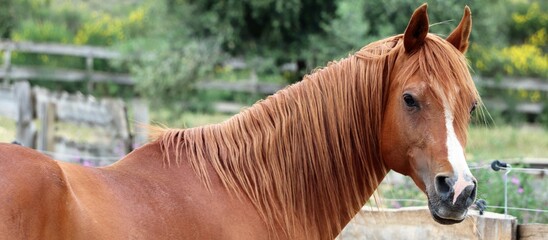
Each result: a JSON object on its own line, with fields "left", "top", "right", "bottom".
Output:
{"left": 180, "top": 54, "right": 390, "bottom": 238}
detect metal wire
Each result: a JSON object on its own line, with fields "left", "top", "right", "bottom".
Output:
{"left": 469, "top": 163, "right": 547, "bottom": 173}
{"left": 469, "top": 164, "right": 491, "bottom": 170}
{"left": 379, "top": 198, "right": 548, "bottom": 214}
{"left": 379, "top": 162, "right": 547, "bottom": 216}
{"left": 498, "top": 166, "right": 547, "bottom": 173}
{"left": 486, "top": 206, "right": 548, "bottom": 213}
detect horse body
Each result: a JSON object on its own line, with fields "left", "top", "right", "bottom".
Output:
{"left": 0, "top": 142, "right": 268, "bottom": 239}
{"left": 0, "top": 4, "right": 481, "bottom": 239}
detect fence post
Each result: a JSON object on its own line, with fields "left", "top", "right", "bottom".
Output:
{"left": 107, "top": 99, "right": 131, "bottom": 154}
{"left": 250, "top": 69, "right": 259, "bottom": 100}
{"left": 37, "top": 101, "right": 56, "bottom": 152}
{"left": 14, "top": 81, "right": 35, "bottom": 147}
{"left": 2, "top": 46, "right": 11, "bottom": 86}
{"left": 85, "top": 53, "right": 94, "bottom": 94}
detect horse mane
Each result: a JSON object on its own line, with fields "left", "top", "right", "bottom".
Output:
{"left": 154, "top": 33, "right": 479, "bottom": 238}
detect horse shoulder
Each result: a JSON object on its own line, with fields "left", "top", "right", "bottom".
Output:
{"left": 0, "top": 143, "right": 69, "bottom": 239}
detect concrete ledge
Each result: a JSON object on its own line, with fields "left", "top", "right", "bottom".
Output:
{"left": 338, "top": 206, "right": 517, "bottom": 240}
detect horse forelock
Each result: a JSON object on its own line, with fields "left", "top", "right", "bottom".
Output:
{"left": 153, "top": 33, "right": 477, "bottom": 239}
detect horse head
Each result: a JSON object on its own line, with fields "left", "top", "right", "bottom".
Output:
{"left": 381, "top": 4, "right": 479, "bottom": 224}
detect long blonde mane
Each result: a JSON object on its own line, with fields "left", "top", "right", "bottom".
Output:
{"left": 155, "top": 33, "right": 479, "bottom": 239}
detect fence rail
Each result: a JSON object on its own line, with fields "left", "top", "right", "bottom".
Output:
{"left": 0, "top": 66, "right": 134, "bottom": 85}
{"left": 0, "top": 40, "right": 545, "bottom": 115}
{"left": 475, "top": 77, "right": 548, "bottom": 92}
{"left": 0, "top": 41, "right": 121, "bottom": 59}
{"left": 474, "top": 77, "right": 547, "bottom": 115}
{"left": 0, "top": 40, "right": 132, "bottom": 88}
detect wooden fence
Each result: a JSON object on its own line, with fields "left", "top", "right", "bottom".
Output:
{"left": 0, "top": 41, "right": 132, "bottom": 87}
{"left": 475, "top": 77, "right": 547, "bottom": 115}
{"left": 0, "top": 41, "right": 148, "bottom": 165}
{"left": 338, "top": 206, "right": 547, "bottom": 240}
{"left": 1, "top": 40, "right": 545, "bottom": 115}
{"left": 0, "top": 81, "right": 148, "bottom": 166}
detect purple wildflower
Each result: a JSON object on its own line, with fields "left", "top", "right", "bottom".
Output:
{"left": 82, "top": 159, "right": 94, "bottom": 167}
{"left": 511, "top": 176, "right": 520, "bottom": 186}
{"left": 391, "top": 201, "right": 401, "bottom": 209}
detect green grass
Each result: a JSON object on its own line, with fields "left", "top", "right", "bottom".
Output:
{"left": 467, "top": 124, "right": 548, "bottom": 162}
{"left": 150, "top": 109, "right": 233, "bottom": 129}
{"left": 0, "top": 117, "right": 15, "bottom": 143}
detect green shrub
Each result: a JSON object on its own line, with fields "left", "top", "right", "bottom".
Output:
{"left": 129, "top": 39, "right": 223, "bottom": 111}
{"left": 12, "top": 19, "right": 73, "bottom": 43}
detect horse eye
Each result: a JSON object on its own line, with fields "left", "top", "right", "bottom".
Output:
{"left": 403, "top": 94, "right": 418, "bottom": 108}
{"left": 470, "top": 101, "right": 478, "bottom": 114}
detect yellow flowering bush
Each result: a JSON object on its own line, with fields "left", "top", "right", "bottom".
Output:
{"left": 471, "top": 1, "right": 547, "bottom": 79}
{"left": 12, "top": 4, "right": 148, "bottom": 47}
{"left": 500, "top": 43, "right": 547, "bottom": 77}
{"left": 74, "top": 7, "right": 148, "bottom": 46}
{"left": 529, "top": 28, "right": 546, "bottom": 47}
{"left": 74, "top": 13, "right": 125, "bottom": 46}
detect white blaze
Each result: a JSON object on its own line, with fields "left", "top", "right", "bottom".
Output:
{"left": 444, "top": 103, "right": 474, "bottom": 204}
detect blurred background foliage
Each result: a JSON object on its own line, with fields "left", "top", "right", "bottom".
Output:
{"left": 0, "top": 0, "right": 546, "bottom": 114}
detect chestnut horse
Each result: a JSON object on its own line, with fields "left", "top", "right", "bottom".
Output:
{"left": 0, "top": 4, "right": 480, "bottom": 239}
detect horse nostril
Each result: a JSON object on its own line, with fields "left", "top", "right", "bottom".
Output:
{"left": 435, "top": 175, "right": 452, "bottom": 196}
{"left": 469, "top": 181, "right": 477, "bottom": 200}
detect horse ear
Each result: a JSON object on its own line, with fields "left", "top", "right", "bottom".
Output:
{"left": 446, "top": 6, "right": 472, "bottom": 53}
{"left": 404, "top": 3, "right": 429, "bottom": 53}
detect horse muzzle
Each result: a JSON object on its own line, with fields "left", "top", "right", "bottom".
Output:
{"left": 427, "top": 173, "right": 477, "bottom": 224}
